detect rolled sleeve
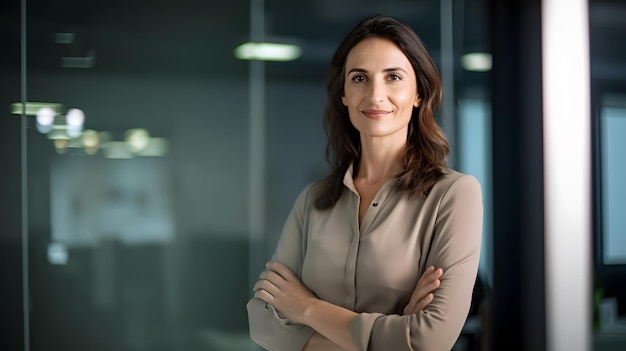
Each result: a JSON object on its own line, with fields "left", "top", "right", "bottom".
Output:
{"left": 247, "top": 298, "right": 315, "bottom": 350}
{"left": 350, "top": 312, "right": 383, "bottom": 350}
{"left": 247, "top": 184, "right": 316, "bottom": 350}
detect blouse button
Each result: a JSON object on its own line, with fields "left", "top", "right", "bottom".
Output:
{"left": 372, "top": 202, "right": 378, "bottom": 207}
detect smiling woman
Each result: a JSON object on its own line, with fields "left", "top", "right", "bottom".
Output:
{"left": 247, "top": 14, "right": 483, "bottom": 351}
{"left": 341, "top": 37, "right": 419, "bottom": 143}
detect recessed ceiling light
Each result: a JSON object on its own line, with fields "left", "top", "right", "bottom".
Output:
{"left": 234, "top": 42, "right": 302, "bottom": 62}
{"left": 66, "top": 108, "right": 85, "bottom": 127}
{"left": 461, "top": 52, "right": 492, "bottom": 72}
{"left": 36, "top": 107, "right": 56, "bottom": 126}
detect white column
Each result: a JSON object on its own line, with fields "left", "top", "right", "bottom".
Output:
{"left": 542, "top": 1, "right": 592, "bottom": 350}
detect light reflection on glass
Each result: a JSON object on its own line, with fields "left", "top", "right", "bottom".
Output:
{"left": 47, "top": 243, "right": 69, "bottom": 265}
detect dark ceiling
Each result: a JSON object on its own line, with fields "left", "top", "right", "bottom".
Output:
{"left": 0, "top": 0, "right": 489, "bottom": 82}
{"left": 0, "top": 0, "right": 624, "bottom": 84}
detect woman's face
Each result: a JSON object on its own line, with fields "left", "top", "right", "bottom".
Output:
{"left": 342, "top": 37, "right": 420, "bottom": 142}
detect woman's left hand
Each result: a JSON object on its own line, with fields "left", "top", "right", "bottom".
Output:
{"left": 253, "top": 261, "right": 318, "bottom": 325}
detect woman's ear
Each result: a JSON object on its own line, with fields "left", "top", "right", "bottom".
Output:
{"left": 342, "top": 96, "right": 347, "bottom": 106}
{"left": 414, "top": 95, "right": 421, "bottom": 108}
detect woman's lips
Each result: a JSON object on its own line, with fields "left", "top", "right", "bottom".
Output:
{"left": 362, "top": 109, "right": 391, "bottom": 119}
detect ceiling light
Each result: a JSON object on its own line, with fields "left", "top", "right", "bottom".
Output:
{"left": 461, "top": 52, "right": 492, "bottom": 72}
{"left": 11, "top": 102, "right": 63, "bottom": 116}
{"left": 35, "top": 106, "right": 57, "bottom": 133}
{"left": 81, "top": 129, "right": 100, "bottom": 155}
{"left": 53, "top": 139, "right": 69, "bottom": 154}
{"left": 125, "top": 128, "right": 151, "bottom": 152}
{"left": 81, "top": 129, "right": 100, "bottom": 148}
{"left": 234, "top": 42, "right": 302, "bottom": 62}
{"left": 36, "top": 107, "right": 55, "bottom": 126}
{"left": 66, "top": 108, "right": 85, "bottom": 127}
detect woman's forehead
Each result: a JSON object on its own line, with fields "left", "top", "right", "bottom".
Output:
{"left": 345, "top": 37, "right": 413, "bottom": 71}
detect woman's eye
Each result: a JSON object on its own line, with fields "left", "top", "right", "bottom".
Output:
{"left": 389, "top": 74, "right": 401, "bottom": 81}
{"left": 352, "top": 75, "right": 365, "bottom": 82}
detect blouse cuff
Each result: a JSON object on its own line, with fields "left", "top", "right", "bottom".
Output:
{"left": 349, "top": 312, "right": 384, "bottom": 351}
{"left": 247, "top": 298, "right": 314, "bottom": 350}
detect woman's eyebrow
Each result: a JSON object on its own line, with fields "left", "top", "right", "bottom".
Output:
{"left": 347, "top": 67, "right": 368, "bottom": 74}
{"left": 346, "top": 67, "right": 409, "bottom": 74}
{"left": 383, "top": 67, "right": 409, "bottom": 74}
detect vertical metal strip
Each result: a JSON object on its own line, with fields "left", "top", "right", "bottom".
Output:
{"left": 20, "top": 0, "right": 31, "bottom": 350}
{"left": 440, "top": 0, "right": 455, "bottom": 167}
{"left": 542, "top": 0, "right": 592, "bottom": 350}
{"left": 248, "top": 0, "right": 266, "bottom": 291}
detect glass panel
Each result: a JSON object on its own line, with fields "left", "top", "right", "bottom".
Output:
{"left": 25, "top": 0, "right": 253, "bottom": 350}
{"left": 590, "top": 1, "right": 626, "bottom": 348}
{"left": 15, "top": 0, "right": 493, "bottom": 350}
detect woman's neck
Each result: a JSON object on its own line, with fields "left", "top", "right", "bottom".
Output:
{"left": 355, "top": 136, "right": 405, "bottom": 184}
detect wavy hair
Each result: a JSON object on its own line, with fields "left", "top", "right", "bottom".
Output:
{"left": 314, "top": 15, "right": 449, "bottom": 209}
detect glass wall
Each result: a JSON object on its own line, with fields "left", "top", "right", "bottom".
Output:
{"left": 590, "top": 1, "right": 626, "bottom": 349}
{"left": 0, "top": 0, "right": 492, "bottom": 350}
{"left": 22, "top": 1, "right": 253, "bottom": 350}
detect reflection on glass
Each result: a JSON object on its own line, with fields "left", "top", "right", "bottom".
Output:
{"left": 50, "top": 157, "right": 174, "bottom": 246}
{"left": 47, "top": 243, "right": 69, "bottom": 265}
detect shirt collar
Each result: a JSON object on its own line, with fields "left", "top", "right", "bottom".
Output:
{"left": 342, "top": 162, "right": 400, "bottom": 196}
{"left": 343, "top": 163, "right": 357, "bottom": 194}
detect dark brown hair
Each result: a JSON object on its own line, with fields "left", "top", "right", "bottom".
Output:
{"left": 314, "top": 14, "right": 449, "bottom": 209}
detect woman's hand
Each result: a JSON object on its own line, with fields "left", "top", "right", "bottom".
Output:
{"left": 253, "top": 261, "right": 318, "bottom": 325}
{"left": 402, "top": 266, "right": 443, "bottom": 315}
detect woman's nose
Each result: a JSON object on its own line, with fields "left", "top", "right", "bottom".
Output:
{"left": 368, "top": 80, "right": 386, "bottom": 102}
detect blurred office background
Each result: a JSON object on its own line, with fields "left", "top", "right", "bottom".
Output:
{"left": 0, "top": 0, "right": 624, "bottom": 350}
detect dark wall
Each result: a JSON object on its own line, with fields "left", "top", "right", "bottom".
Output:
{"left": 488, "top": 0, "right": 546, "bottom": 350}
{"left": 0, "top": 87, "right": 25, "bottom": 350}
{"left": 1, "top": 2, "right": 23, "bottom": 349}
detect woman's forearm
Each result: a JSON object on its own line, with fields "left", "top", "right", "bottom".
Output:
{"left": 302, "top": 299, "right": 359, "bottom": 351}
{"left": 303, "top": 332, "right": 346, "bottom": 351}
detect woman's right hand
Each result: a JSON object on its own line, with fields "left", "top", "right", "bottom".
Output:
{"left": 402, "top": 266, "right": 444, "bottom": 315}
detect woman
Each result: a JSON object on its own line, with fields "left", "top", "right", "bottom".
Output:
{"left": 247, "top": 14, "right": 483, "bottom": 351}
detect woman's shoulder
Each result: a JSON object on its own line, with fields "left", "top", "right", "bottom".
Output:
{"left": 292, "top": 182, "right": 319, "bottom": 209}
{"left": 431, "top": 168, "right": 481, "bottom": 198}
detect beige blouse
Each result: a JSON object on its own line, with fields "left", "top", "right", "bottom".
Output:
{"left": 247, "top": 166, "right": 483, "bottom": 351}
